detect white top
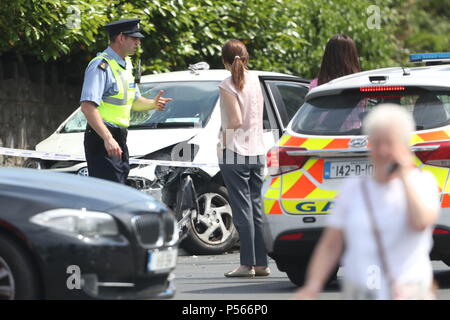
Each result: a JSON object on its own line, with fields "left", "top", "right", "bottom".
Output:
{"left": 328, "top": 169, "right": 440, "bottom": 299}
{"left": 218, "top": 72, "right": 265, "bottom": 156}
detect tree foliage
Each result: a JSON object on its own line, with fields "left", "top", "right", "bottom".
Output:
{"left": 394, "top": 0, "right": 450, "bottom": 57}
{"left": 0, "top": 0, "right": 445, "bottom": 79}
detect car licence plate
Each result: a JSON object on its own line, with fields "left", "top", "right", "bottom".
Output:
{"left": 324, "top": 160, "right": 374, "bottom": 179}
{"left": 147, "top": 248, "right": 178, "bottom": 272}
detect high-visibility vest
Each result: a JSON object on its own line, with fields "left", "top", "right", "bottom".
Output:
{"left": 88, "top": 52, "right": 137, "bottom": 127}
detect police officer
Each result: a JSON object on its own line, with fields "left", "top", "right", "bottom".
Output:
{"left": 80, "top": 19, "right": 172, "bottom": 184}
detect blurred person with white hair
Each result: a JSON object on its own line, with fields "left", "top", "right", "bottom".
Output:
{"left": 295, "top": 104, "right": 440, "bottom": 300}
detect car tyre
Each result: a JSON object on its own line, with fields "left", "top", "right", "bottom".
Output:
{"left": 23, "top": 159, "right": 41, "bottom": 169}
{"left": 181, "top": 183, "right": 239, "bottom": 255}
{"left": 286, "top": 264, "right": 338, "bottom": 287}
{"left": 0, "top": 234, "right": 40, "bottom": 300}
{"left": 286, "top": 265, "right": 308, "bottom": 287}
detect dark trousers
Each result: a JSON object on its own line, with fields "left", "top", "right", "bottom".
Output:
{"left": 219, "top": 149, "right": 268, "bottom": 267}
{"left": 84, "top": 124, "right": 130, "bottom": 184}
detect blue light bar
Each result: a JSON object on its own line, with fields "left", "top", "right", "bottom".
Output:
{"left": 410, "top": 52, "right": 450, "bottom": 63}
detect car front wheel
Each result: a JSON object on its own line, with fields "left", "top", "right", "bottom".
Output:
{"left": 0, "top": 234, "right": 40, "bottom": 300}
{"left": 181, "top": 184, "right": 238, "bottom": 255}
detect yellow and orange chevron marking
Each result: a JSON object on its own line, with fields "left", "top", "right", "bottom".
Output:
{"left": 279, "top": 129, "right": 450, "bottom": 150}
{"left": 412, "top": 130, "right": 450, "bottom": 143}
{"left": 442, "top": 194, "right": 450, "bottom": 208}
{"left": 263, "top": 177, "right": 283, "bottom": 214}
{"left": 263, "top": 199, "right": 283, "bottom": 214}
{"left": 270, "top": 177, "right": 280, "bottom": 188}
{"left": 280, "top": 135, "right": 351, "bottom": 149}
{"left": 279, "top": 159, "right": 337, "bottom": 200}
{"left": 305, "top": 159, "right": 325, "bottom": 184}
{"left": 414, "top": 130, "right": 450, "bottom": 207}
{"left": 264, "top": 129, "right": 450, "bottom": 214}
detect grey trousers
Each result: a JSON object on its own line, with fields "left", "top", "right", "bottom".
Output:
{"left": 219, "top": 150, "right": 268, "bottom": 267}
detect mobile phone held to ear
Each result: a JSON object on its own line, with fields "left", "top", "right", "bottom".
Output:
{"left": 387, "top": 162, "right": 399, "bottom": 176}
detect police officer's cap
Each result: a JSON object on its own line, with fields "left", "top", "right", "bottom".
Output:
{"left": 103, "top": 19, "right": 144, "bottom": 39}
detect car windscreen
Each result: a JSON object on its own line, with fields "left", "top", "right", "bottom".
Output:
{"left": 60, "top": 80, "right": 220, "bottom": 133}
{"left": 291, "top": 88, "right": 450, "bottom": 136}
{"left": 129, "top": 81, "right": 220, "bottom": 129}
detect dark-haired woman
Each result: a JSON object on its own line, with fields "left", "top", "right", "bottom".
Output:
{"left": 218, "top": 40, "right": 269, "bottom": 278}
{"left": 311, "top": 34, "right": 363, "bottom": 131}
{"left": 309, "top": 34, "right": 361, "bottom": 90}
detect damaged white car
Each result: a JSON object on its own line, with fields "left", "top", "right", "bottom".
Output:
{"left": 28, "top": 63, "right": 310, "bottom": 254}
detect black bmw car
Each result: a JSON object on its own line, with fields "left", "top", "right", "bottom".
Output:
{"left": 0, "top": 167, "right": 178, "bottom": 300}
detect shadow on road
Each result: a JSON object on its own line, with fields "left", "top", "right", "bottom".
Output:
{"left": 182, "top": 277, "right": 341, "bottom": 296}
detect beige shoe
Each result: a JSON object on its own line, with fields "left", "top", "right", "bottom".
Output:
{"left": 224, "top": 266, "right": 255, "bottom": 278}
{"left": 255, "top": 267, "right": 271, "bottom": 277}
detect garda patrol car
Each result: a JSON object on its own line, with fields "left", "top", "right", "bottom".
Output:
{"left": 262, "top": 53, "right": 450, "bottom": 286}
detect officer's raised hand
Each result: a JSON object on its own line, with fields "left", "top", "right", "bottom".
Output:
{"left": 154, "top": 90, "right": 172, "bottom": 111}
{"left": 131, "top": 89, "right": 172, "bottom": 112}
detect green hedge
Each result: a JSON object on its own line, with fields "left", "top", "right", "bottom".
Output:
{"left": 1, "top": 0, "right": 446, "bottom": 79}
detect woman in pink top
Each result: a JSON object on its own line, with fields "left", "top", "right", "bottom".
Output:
{"left": 218, "top": 40, "right": 269, "bottom": 278}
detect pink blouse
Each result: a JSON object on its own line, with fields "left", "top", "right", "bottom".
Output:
{"left": 309, "top": 78, "right": 318, "bottom": 90}
{"left": 219, "top": 72, "right": 265, "bottom": 156}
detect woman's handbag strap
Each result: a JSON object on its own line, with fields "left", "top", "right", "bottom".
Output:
{"left": 361, "top": 178, "right": 394, "bottom": 299}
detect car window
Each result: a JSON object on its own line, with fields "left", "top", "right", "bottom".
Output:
{"left": 291, "top": 88, "right": 450, "bottom": 136}
{"left": 261, "top": 85, "right": 278, "bottom": 131}
{"left": 266, "top": 81, "right": 309, "bottom": 126}
{"left": 61, "top": 110, "right": 87, "bottom": 133}
{"left": 262, "top": 105, "right": 272, "bottom": 130}
{"left": 60, "top": 81, "right": 220, "bottom": 133}
{"left": 132, "top": 81, "right": 220, "bottom": 129}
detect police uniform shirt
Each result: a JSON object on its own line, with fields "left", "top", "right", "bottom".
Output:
{"left": 80, "top": 46, "right": 141, "bottom": 114}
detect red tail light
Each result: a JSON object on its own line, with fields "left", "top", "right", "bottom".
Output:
{"left": 360, "top": 86, "right": 405, "bottom": 92}
{"left": 414, "top": 141, "right": 450, "bottom": 168}
{"left": 267, "top": 146, "right": 309, "bottom": 176}
{"left": 433, "top": 228, "right": 450, "bottom": 235}
{"left": 278, "top": 233, "right": 304, "bottom": 241}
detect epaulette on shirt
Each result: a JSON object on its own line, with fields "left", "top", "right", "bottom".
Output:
{"left": 98, "top": 60, "right": 108, "bottom": 71}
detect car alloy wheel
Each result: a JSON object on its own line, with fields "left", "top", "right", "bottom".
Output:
{"left": 0, "top": 256, "right": 15, "bottom": 300}
{"left": 77, "top": 167, "right": 89, "bottom": 176}
{"left": 193, "top": 192, "right": 233, "bottom": 245}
